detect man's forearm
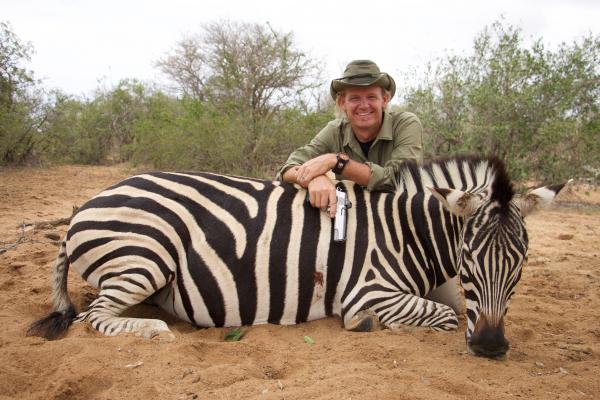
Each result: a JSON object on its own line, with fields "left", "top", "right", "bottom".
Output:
{"left": 284, "top": 156, "right": 372, "bottom": 187}
{"left": 339, "top": 159, "right": 372, "bottom": 186}
{"left": 282, "top": 166, "right": 302, "bottom": 185}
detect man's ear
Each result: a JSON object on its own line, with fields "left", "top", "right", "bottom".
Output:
{"left": 513, "top": 181, "right": 569, "bottom": 217}
{"left": 336, "top": 93, "right": 345, "bottom": 109}
{"left": 428, "top": 187, "right": 485, "bottom": 217}
{"left": 380, "top": 87, "right": 390, "bottom": 107}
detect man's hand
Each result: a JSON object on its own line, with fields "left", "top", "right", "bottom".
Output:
{"left": 296, "top": 154, "right": 336, "bottom": 186}
{"left": 307, "top": 175, "right": 337, "bottom": 218}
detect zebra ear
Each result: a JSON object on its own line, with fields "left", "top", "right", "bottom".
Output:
{"left": 513, "top": 181, "right": 570, "bottom": 217}
{"left": 428, "top": 187, "right": 485, "bottom": 217}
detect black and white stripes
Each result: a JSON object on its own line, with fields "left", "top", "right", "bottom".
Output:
{"left": 29, "top": 156, "right": 565, "bottom": 357}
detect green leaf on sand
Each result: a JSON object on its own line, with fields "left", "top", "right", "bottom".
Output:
{"left": 303, "top": 335, "right": 315, "bottom": 345}
{"left": 224, "top": 327, "right": 247, "bottom": 341}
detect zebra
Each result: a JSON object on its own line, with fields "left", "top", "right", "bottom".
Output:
{"left": 28, "top": 155, "right": 566, "bottom": 359}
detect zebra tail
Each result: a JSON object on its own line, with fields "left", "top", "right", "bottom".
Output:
{"left": 27, "top": 238, "right": 77, "bottom": 340}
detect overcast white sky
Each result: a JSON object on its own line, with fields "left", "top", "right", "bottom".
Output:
{"left": 4, "top": 0, "right": 600, "bottom": 98}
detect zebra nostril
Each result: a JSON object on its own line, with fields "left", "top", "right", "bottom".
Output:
{"left": 467, "top": 314, "right": 510, "bottom": 359}
{"left": 467, "top": 329, "right": 510, "bottom": 359}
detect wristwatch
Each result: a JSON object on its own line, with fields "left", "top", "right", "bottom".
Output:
{"left": 332, "top": 152, "right": 350, "bottom": 175}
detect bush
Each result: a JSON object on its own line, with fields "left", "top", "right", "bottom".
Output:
{"left": 402, "top": 19, "right": 600, "bottom": 182}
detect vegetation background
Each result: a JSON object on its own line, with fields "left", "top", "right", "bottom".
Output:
{"left": 1, "top": 19, "right": 598, "bottom": 183}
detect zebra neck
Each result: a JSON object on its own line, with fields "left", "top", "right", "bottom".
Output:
{"left": 395, "top": 156, "right": 499, "bottom": 196}
{"left": 337, "top": 186, "right": 461, "bottom": 299}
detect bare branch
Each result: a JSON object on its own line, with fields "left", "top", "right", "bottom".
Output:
{"left": 17, "top": 205, "right": 79, "bottom": 230}
{"left": 0, "top": 229, "right": 29, "bottom": 254}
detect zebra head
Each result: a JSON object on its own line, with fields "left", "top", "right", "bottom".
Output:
{"left": 429, "top": 181, "right": 566, "bottom": 359}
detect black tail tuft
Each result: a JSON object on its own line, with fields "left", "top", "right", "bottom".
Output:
{"left": 27, "top": 305, "right": 77, "bottom": 340}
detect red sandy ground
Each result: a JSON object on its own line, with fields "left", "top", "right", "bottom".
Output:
{"left": 0, "top": 165, "right": 599, "bottom": 399}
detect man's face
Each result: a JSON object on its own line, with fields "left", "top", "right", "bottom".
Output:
{"left": 340, "top": 86, "right": 390, "bottom": 140}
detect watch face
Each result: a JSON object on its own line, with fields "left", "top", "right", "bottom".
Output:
{"left": 333, "top": 152, "right": 350, "bottom": 175}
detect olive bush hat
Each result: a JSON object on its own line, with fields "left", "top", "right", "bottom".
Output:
{"left": 330, "top": 60, "right": 396, "bottom": 100}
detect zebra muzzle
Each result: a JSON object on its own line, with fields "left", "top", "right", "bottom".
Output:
{"left": 466, "top": 315, "right": 509, "bottom": 359}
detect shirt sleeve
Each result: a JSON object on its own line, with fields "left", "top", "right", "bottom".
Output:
{"left": 365, "top": 113, "right": 423, "bottom": 191}
{"left": 275, "top": 121, "right": 340, "bottom": 181}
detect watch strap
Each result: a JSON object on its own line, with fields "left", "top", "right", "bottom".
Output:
{"left": 332, "top": 152, "right": 349, "bottom": 175}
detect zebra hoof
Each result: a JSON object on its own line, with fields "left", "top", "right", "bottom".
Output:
{"left": 131, "top": 319, "right": 173, "bottom": 340}
{"left": 345, "top": 309, "right": 381, "bottom": 332}
{"left": 151, "top": 330, "right": 176, "bottom": 343}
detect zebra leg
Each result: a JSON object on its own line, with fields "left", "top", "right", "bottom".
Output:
{"left": 75, "top": 279, "right": 175, "bottom": 341}
{"left": 384, "top": 293, "right": 458, "bottom": 331}
{"left": 344, "top": 292, "right": 458, "bottom": 332}
{"left": 344, "top": 309, "right": 381, "bottom": 332}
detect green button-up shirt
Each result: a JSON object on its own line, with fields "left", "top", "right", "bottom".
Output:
{"left": 276, "top": 111, "right": 423, "bottom": 191}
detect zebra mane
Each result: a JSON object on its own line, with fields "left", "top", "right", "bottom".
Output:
{"left": 395, "top": 155, "right": 515, "bottom": 208}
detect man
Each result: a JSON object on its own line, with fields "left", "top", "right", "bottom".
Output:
{"left": 277, "top": 60, "right": 465, "bottom": 315}
{"left": 276, "top": 60, "right": 423, "bottom": 217}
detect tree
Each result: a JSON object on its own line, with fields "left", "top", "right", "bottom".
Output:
{"left": 39, "top": 80, "right": 151, "bottom": 164}
{"left": 0, "top": 21, "right": 44, "bottom": 165}
{"left": 155, "top": 37, "right": 207, "bottom": 101}
{"left": 402, "top": 19, "right": 600, "bottom": 181}
{"left": 156, "top": 20, "right": 322, "bottom": 169}
{"left": 157, "top": 21, "right": 321, "bottom": 112}
{"left": 402, "top": 57, "right": 471, "bottom": 156}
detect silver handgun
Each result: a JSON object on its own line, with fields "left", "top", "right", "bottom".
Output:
{"left": 333, "top": 187, "right": 351, "bottom": 242}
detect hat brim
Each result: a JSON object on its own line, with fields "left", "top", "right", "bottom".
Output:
{"left": 330, "top": 74, "right": 396, "bottom": 100}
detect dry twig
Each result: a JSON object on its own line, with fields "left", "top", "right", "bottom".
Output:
{"left": 0, "top": 226, "right": 30, "bottom": 254}
{"left": 1, "top": 206, "right": 79, "bottom": 254}
{"left": 16, "top": 205, "right": 79, "bottom": 230}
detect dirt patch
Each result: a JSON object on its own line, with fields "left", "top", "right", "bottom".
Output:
{"left": 1, "top": 165, "right": 599, "bottom": 399}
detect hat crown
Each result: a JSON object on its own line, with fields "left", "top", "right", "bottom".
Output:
{"left": 330, "top": 59, "right": 396, "bottom": 100}
{"left": 342, "top": 60, "right": 381, "bottom": 79}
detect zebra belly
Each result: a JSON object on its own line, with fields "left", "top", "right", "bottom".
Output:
{"left": 65, "top": 173, "right": 349, "bottom": 329}
{"left": 158, "top": 252, "right": 339, "bottom": 328}
{"left": 143, "top": 260, "right": 337, "bottom": 328}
